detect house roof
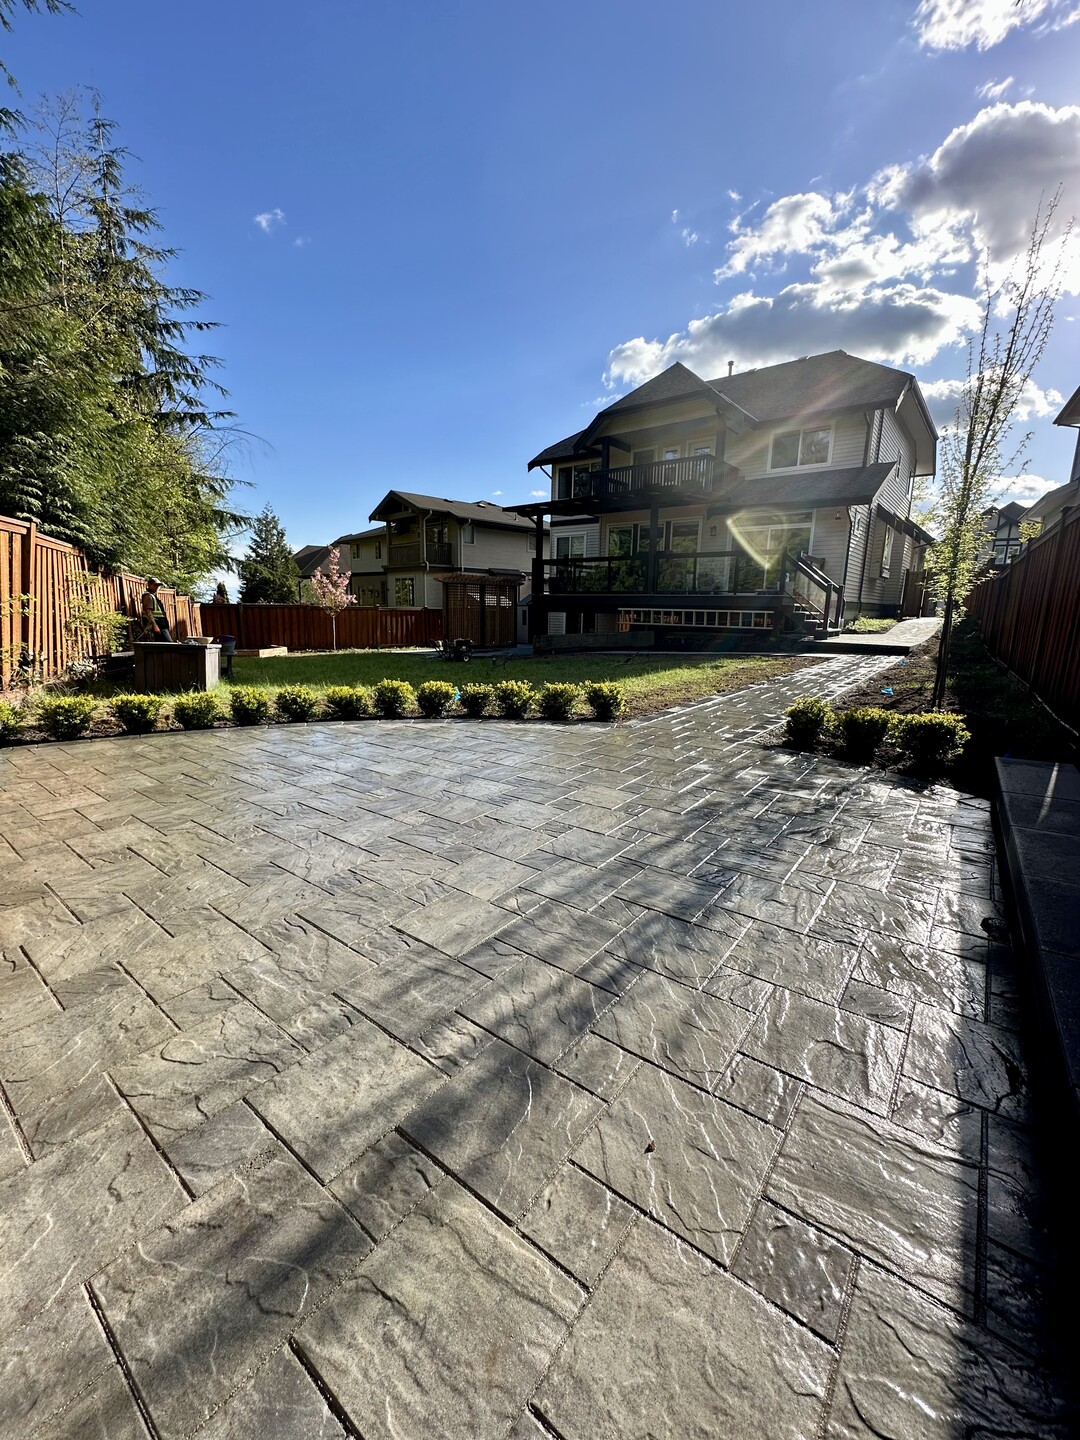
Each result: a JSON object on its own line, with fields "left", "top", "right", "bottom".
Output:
{"left": 1022, "top": 477, "right": 1080, "bottom": 522}
{"left": 333, "top": 525, "right": 384, "bottom": 544}
{"left": 529, "top": 351, "right": 936, "bottom": 470}
{"left": 1054, "top": 382, "right": 1080, "bottom": 427}
{"left": 293, "top": 544, "right": 330, "bottom": 577}
{"left": 995, "top": 501, "right": 1026, "bottom": 523}
{"left": 706, "top": 462, "right": 896, "bottom": 516}
{"left": 369, "top": 491, "right": 539, "bottom": 531}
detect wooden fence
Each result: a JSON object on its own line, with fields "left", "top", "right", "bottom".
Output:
{"left": 968, "top": 504, "right": 1080, "bottom": 729}
{"left": 199, "top": 602, "right": 444, "bottom": 651}
{"left": 1, "top": 515, "right": 201, "bottom": 688}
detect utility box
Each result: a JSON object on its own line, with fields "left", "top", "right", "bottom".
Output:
{"left": 134, "top": 642, "right": 221, "bottom": 692}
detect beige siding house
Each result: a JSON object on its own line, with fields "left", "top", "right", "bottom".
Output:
{"left": 512, "top": 350, "right": 937, "bottom": 645}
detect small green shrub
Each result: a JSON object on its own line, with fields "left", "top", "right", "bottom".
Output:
{"left": 274, "top": 684, "right": 320, "bottom": 722}
{"left": 892, "top": 711, "right": 970, "bottom": 770}
{"left": 846, "top": 616, "right": 897, "bottom": 634}
{"left": 836, "top": 706, "right": 893, "bottom": 763}
{"left": 36, "top": 693, "right": 96, "bottom": 740}
{"left": 0, "top": 699, "right": 23, "bottom": 743}
{"left": 324, "top": 685, "right": 372, "bottom": 720}
{"left": 493, "top": 679, "right": 536, "bottom": 720}
{"left": 458, "top": 682, "right": 493, "bottom": 718}
{"left": 172, "top": 691, "right": 221, "bottom": 730}
{"left": 416, "top": 679, "right": 458, "bottom": 718}
{"left": 783, "top": 696, "right": 834, "bottom": 749}
{"left": 228, "top": 685, "right": 272, "bottom": 726}
{"left": 109, "top": 693, "right": 164, "bottom": 734}
{"left": 372, "top": 679, "right": 415, "bottom": 718}
{"left": 583, "top": 681, "right": 627, "bottom": 721}
{"left": 538, "top": 682, "right": 582, "bottom": 722}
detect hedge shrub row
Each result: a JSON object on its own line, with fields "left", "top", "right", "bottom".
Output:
{"left": 0, "top": 678, "right": 630, "bottom": 744}
{"left": 782, "top": 696, "right": 969, "bottom": 770}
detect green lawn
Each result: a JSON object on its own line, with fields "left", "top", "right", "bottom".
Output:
{"left": 225, "top": 648, "right": 819, "bottom": 717}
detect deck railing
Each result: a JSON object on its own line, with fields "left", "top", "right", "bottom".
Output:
{"left": 558, "top": 455, "right": 740, "bottom": 504}
{"left": 388, "top": 541, "right": 453, "bottom": 567}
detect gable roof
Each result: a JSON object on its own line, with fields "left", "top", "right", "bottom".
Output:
{"left": 529, "top": 351, "right": 935, "bottom": 470}
{"left": 293, "top": 544, "right": 330, "bottom": 577}
{"left": 369, "top": 490, "right": 538, "bottom": 531}
{"left": 1022, "top": 477, "right": 1080, "bottom": 522}
{"left": 1055, "top": 382, "right": 1080, "bottom": 427}
{"left": 334, "top": 525, "right": 384, "bottom": 544}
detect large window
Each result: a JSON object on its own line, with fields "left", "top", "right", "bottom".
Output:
{"left": 880, "top": 527, "right": 893, "bottom": 579}
{"left": 770, "top": 426, "right": 831, "bottom": 470}
{"left": 555, "top": 532, "right": 586, "bottom": 559}
{"left": 556, "top": 464, "right": 599, "bottom": 500}
{"left": 728, "top": 510, "right": 813, "bottom": 591}
{"left": 394, "top": 577, "right": 415, "bottom": 606}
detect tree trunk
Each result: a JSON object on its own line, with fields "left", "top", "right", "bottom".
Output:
{"left": 932, "top": 596, "right": 954, "bottom": 710}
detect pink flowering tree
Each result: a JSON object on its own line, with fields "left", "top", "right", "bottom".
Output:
{"left": 307, "top": 547, "right": 355, "bottom": 650}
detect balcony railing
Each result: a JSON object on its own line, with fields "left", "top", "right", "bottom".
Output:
{"left": 388, "top": 541, "right": 453, "bottom": 567}
{"left": 557, "top": 455, "right": 739, "bottom": 505}
{"left": 544, "top": 551, "right": 777, "bottom": 597}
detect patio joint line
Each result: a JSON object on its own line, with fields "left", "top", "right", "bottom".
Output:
{"left": 286, "top": 1338, "right": 367, "bottom": 1439}
{"left": 0, "top": 1077, "right": 34, "bottom": 1165}
{"left": 84, "top": 1280, "right": 164, "bottom": 1440}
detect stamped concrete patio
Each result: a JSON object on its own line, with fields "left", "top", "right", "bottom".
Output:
{"left": 1, "top": 655, "right": 1073, "bottom": 1439}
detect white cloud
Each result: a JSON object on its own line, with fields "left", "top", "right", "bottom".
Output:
{"left": 922, "top": 375, "right": 1064, "bottom": 429}
{"left": 671, "top": 209, "right": 680, "bottom": 223}
{"left": 530, "top": 488, "right": 547, "bottom": 497}
{"left": 727, "top": 189, "right": 742, "bottom": 202}
{"left": 253, "top": 208, "right": 286, "bottom": 234}
{"left": 606, "top": 102, "right": 1080, "bottom": 389}
{"left": 976, "top": 76, "right": 1014, "bottom": 101}
{"left": 681, "top": 228, "right": 699, "bottom": 247}
{"left": 492, "top": 489, "right": 503, "bottom": 497}
{"left": 293, "top": 236, "right": 310, "bottom": 248}
{"left": 914, "top": 0, "right": 1080, "bottom": 51}
{"left": 995, "top": 472, "right": 1059, "bottom": 505}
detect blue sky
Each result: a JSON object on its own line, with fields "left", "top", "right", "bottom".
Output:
{"left": 5, "top": 0, "right": 1080, "bottom": 555}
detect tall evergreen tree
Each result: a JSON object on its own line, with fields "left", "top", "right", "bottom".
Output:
{"left": 239, "top": 505, "right": 298, "bottom": 603}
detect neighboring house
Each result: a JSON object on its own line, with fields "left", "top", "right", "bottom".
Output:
{"left": 292, "top": 544, "right": 331, "bottom": 600}
{"left": 1055, "top": 381, "right": 1080, "bottom": 485}
{"left": 336, "top": 525, "right": 387, "bottom": 605}
{"left": 981, "top": 501, "right": 1025, "bottom": 567}
{"left": 366, "top": 491, "right": 546, "bottom": 610}
{"left": 511, "top": 350, "right": 937, "bottom": 645}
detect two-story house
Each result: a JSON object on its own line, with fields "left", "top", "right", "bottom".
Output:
{"left": 363, "top": 492, "right": 545, "bottom": 609}
{"left": 335, "top": 525, "right": 388, "bottom": 605}
{"left": 981, "top": 501, "right": 1026, "bottom": 568}
{"left": 511, "top": 350, "right": 937, "bottom": 645}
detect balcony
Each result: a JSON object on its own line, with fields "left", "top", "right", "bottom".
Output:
{"left": 388, "top": 541, "right": 453, "bottom": 567}
{"left": 557, "top": 455, "right": 740, "bottom": 508}
{"left": 545, "top": 552, "right": 755, "bottom": 598}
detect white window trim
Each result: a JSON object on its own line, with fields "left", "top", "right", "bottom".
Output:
{"left": 460, "top": 523, "right": 475, "bottom": 544}
{"left": 880, "top": 526, "right": 893, "bottom": 580}
{"left": 768, "top": 425, "right": 834, "bottom": 473}
{"left": 555, "top": 531, "right": 588, "bottom": 559}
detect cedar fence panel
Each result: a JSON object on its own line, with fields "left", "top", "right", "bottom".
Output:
{"left": 199, "top": 603, "right": 443, "bottom": 650}
{"left": 0, "top": 513, "right": 201, "bottom": 687}
{"left": 968, "top": 504, "right": 1080, "bottom": 729}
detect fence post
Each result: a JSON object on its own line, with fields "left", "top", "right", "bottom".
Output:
{"left": 21, "top": 521, "right": 36, "bottom": 674}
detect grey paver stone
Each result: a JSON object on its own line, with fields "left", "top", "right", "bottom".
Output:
{"left": 394, "top": 893, "right": 510, "bottom": 956}
{"left": 401, "top": 1037, "right": 602, "bottom": 1219}
{"left": 460, "top": 957, "right": 615, "bottom": 1063}
{"left": 594, "top": 970, "right": 751, "bottom": 1092}
{"left": 328, "top": 1130, "right": 442, "bottom": 1241}
{"left": 824, "top": 1262, "right": 1068, "bottom": 1438}
{"left": 889, "top": 1076, "right": 983, "bottom": 1157}
{"left": 248, "top": 1019, "right": 444, "bottom": 1181}
{"left": 768, "top": 1096, "right": 980, "bottom": 1310}
{"left": 535, "top": 1219, "right": 832, "bottom": 1440}
{"left": 574, "top": 1061, "right": 776, "bottom": 1263}
{"left": 852, "top": 933, "right": 986, "bottom": 1017}
{"left": 717, "top": 1053, "right": 803, "bottom": 1128}
{"left": 412, "top": 1010, "right": 494, "bottom": 1073}
{"left": 494, "top": 900, "right": 626, "bottom": 971}
{"left": 111, "top": 999, "right": 305, "bottom": 1143}
{"left": 0, "top": 1109, "right": 184, "bottom": 1341}
{"left": 91, "top": 1148, "right": 370, "bottom": 1440}
{"left": 554, "top": 1033, "right": 640, "bottom": 1099}
{"left": 903, "top": 1004, "right": 1028, "bottom": 1118}
{"left": 196, "top": 1347, "right": 345, "bottom": 1440}
{"left": 840, "top": 977, "right": 913, "bottom": 1028}
{"left": 335, "top": 945, "right": 488, "bottom": 1042}
{"left": 732, "top": 1199, "right": 855, "bottom": 1340}
{"left": 161, "top": 1099, "right": 276, "bottom": 1197}
{"left": 521, "top": 1164, "right": 635, "bottom": 1285}
{"left": 743, "top": 988, "right": 904, "bottom": 1115}
{"left": 720, "top": 919, "right": 859, "bottom": 1003}
{"left": 295, "top": 1180, "right": 580, "bottom": 1439}
{"left": 30, "top": 1365, "right": 149, "bottom": 1440}
{"left": 0, "top": 1287, "right": 112, "bottom": 1440}
{"left": 606, "top": 906, "right": 746, "bottom": 985}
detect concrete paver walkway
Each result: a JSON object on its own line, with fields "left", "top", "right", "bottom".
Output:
{"left": 0, "top": 655, "right": 1072, "bottom": 1438}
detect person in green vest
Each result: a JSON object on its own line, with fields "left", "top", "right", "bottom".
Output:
{"left": 140, "top": 578, "right": 174, "bottom": 642}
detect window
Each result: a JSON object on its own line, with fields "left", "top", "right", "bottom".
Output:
{"left": 350, "top": 543, "right": 363, "bottom": 560}
{"left": 728, "top": 510, "right": 813, "bottom": 591}
{"left": 607, "top": 526, "right": 634, "bottom": 557}
{"left": 374, "top": 540, "right": 382, "bottom": 559}
{"left": 663, "top": 446, "right": 680, "bottom": 461}
{"left": 555, "top": 533, "right": 586, "bottom": 559}
{"left": 460, "top": 523, "right": 475, "bottom": 544}
{"left": 555, "top": 464, "right": 598, "bottom": 500}
{"left": 880, "top": 527, "right": 893, "bottom": 579}
{"left": 691, "top": 445, "right": 713, "bottom": 456}
{"left": 394, "top": 577, "right": 415, "bottom": 606}
{"left": 527, "top": 531, "right": 537, "bottom": 553}
{"left": 770, "top": 426, "right": 832, "bottom": 470}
